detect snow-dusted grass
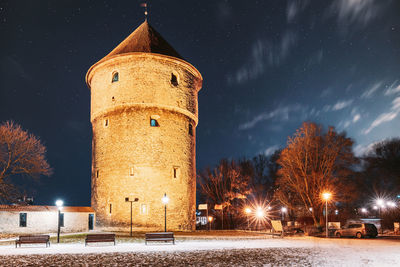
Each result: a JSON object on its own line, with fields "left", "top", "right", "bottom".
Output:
{"left": 0, "top": 232, "right": 399, "bottom": 266}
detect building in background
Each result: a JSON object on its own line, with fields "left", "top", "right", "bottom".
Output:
{"left": 86, "top": 20, "right": 202, "bottom": 231}
{"left": 0, "top": 205, "right": 95, "bottom": 234}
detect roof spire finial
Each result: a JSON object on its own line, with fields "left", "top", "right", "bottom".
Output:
{"left": 141, "top": 2, "right": 148, "bottom": 21}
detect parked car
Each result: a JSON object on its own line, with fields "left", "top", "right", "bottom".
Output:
{"left": 334, "top": 223, "right": 378, "bottom": 238}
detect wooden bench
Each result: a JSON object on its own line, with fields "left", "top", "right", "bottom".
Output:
{"left": 145, "top": 232, "right": 175, "bottom": 245}
{"left": 15, "top": 235, "right": 50, "bottom": 248}
{"left": 85, "top": 233, "right": 116, "bottom": 246}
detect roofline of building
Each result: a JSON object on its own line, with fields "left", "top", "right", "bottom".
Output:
{"left": 0, "top": 205, "right": 95, "bottom": 213}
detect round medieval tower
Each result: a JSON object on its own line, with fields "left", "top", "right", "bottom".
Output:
{"left": 85, "top": 20, "right": 202, "bottom": 231}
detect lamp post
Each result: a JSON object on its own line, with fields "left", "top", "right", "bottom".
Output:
{"left": 55, "top": 199, "right": 63, "bottom": 243}
{"left": 281, "top": 207, "right": 287, "bottom": 221}
{"left": 322, "top": 192, "right": 332, "bottom": 238}
{"left": 208, "top": 216, "right": 213, "bottom": 230}
{"left": 125, "top": 197, "right": 139, "bottom": 237}
{"left": 245, "top": 208, "right": 251, "bottom": 230}
{"left": 376, "top": 199, "right": 384, "bottom": 234}
{"left": 162, "top": 193, "right": 169, "bottom": 232}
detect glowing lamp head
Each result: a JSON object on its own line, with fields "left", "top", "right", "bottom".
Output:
{"left": 387, "top": 201, "right": 396, "bottom": 207}
{"left": 162, "top": 194, "right": 169, "bottom": 205}
{"left": 256, "top": 209, "right": 264, "bottom": 218}
{"left": 55, "top": 200, "right": 63, "bottom": 210}
{"left": 361, "top": 208, "right": 367, "bottom": 213}
{"left": 208, "top": 216, "right": 213, "bottom": 222}
{"left": 281, "top": 207, "right": 287, "bottom": 213}
{"left": 376, "top": 199, "right": 384, "bottom": 206}
{"left": 373, "top": 205, "right": 378, "bottom": 210}
{"left": 245, "top": 208, "right": 251, "bottom": 214}
{"left": 322, "top": 192, "right": 332, "bottom": 201}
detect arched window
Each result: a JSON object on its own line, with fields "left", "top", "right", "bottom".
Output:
{"left": 112, "top": 72, "right": 119, "bottom": 83}
{"left": 171, "top": 72, "right": 179, "bottom": 86}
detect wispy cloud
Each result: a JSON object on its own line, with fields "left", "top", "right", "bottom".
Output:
{"left": 286, "top": 0, "right": 310, "bottom": 23}
{"left": 330, "top": 0, "right": 382, "bottom": 29}
{"left": 227, "top": 31, "right": 298, "bottom": 84}
{"left": 264, "top": 145, "right": 280, "bottom": 156}
{"left": 239, "top": 104, "right": 304, "bottom": 130}
{"left": 361, "top": 81, "right": 382, "bottom": 99}
{"left": 353, "top": 113, "right": 361, "bottom": 123}
{"left": 338, "top": 110, "right": 361, "bottom": 129}
{"left": 384, "top": 81, "right": 400, "bottom": 96}
{"left": 363, "top": 97, "right": 400, "bottom": 134}
{"left": 353, "top": 141, "right": 380, "bottom": 157}
{"left": 323, "top": 99, "right": 353, "bottom": 112}
{"left": 332, "top": 99, "right": 353, "bottom": 111}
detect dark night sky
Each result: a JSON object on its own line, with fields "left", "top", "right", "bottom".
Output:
{"left": 1, "top": 1, "right": 399, "bottom": 206}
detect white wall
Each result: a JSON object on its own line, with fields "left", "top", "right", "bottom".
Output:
{"left": 0, "top": 211, "right": 95, "bottom": 234}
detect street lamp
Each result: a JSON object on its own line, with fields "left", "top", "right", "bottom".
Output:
{"left": 322, "top": 192, "right": 331, "bottom": 238}
{"left": 125, "top": 197, "right": 139, "bottom": 237}
{"left": 376, "top": 198, "right": 384, "bottom": 234}
{"left": 245, "top": 208, "right": 251, "bottom": 230}
{"left": 162, "top": 193, "right": 169, "bottom": 232}
{"left": 361, "top": 208, "right": 367, "bottom": 214}
{"left": 281, "top": 207, "right": 287, "bottom": 221}
{"left": 55, "top": 199, "right": 63, "bottom": 243}
{"left": 208, "top": 216, "right": 213, "bottom": 230}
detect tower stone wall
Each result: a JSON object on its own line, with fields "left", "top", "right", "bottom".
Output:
{"left": 86, "top": 51, "right": 202, "bottom": 231}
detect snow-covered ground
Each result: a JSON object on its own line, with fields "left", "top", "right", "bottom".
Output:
{"left": 0, "top": 236, "right": 399, "bottom": 266}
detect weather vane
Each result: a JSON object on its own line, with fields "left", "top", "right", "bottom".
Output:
{"left": 141, "top": 2, "right": 148, "bottom": 21}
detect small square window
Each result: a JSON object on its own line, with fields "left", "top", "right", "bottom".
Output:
{"left": 173, "top": 166, "right": 179, "bottom": 178}
{"left": 19, "top": 213, "right": 27, "bottom": 227}
{"left": 96, "top": 170, "right": 99, "bottom": 178}
{"left": 171, "top": 73, "right": 179, "bottom": 86}
{"left": 189, "top": 123, "right": 193, "bottom": 136}
{"left": 105, "top": 119, "right": 109, "bottom": 127}
{"left": 109, "top": 203, "right": 112, "bottom": 214}
{"left": 112, "top": 72, "right": 119, "bottom": 83}
{"left": 150, "top": 119, "right": 159, "bottom": 127}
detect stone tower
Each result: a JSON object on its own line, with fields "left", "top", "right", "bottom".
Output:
{"left": 85, "top": 20, "right": 202, "bottom": 231}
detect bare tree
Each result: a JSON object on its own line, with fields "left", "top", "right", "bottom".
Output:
{"left": 198, "top": 159, "right": 252, "bottom": 228}
{"left": 0, "top": 121, "right": 52, "bottom": 201}
{"left": 275, "top": 122, "right": 357, "bottom": 226}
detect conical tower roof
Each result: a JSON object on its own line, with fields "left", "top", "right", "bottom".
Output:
{"left": 103, "top": 20, "right": 183, "bottom": 60}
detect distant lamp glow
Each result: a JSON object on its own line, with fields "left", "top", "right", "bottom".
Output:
{"left": 322, "top": 192, "right": 332, "bottom": 201}
{"left": 256, "top": 207, "right": 264, "bottom": 218}
{"left": 309, "top": 207, "right": 313, "bottom": 212}
{"left": 245, "top": 208, "right": 251, "bottom": 214}
{"left": 55, "top": 200, "right": 63, "bottom": 210}
{"left": 376, "top": 199, "right": 384, "bottom": 207}
{"left": 361, "top": 208, "right": 367, "bottom": 213}
{"left": 373, "top": 205, "right": 378, "bottom": 210}
{"left": 281, "top": 207, "right": 287, "bottom": 213}
{"left": 208, "top": 216, "right": 213, "bottom": 222}
{"left": 387, "top": 201, "right": 396, "bottom": 207}
{"left": 335, "top": 209, "right": 339, "bottom": 215}
{"left": 162, "top": 194, "right": 169, "bottom": 204}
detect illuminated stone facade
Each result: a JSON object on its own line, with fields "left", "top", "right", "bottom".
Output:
{"left": 86, "top": 21, "right": 202, "bottom": 231}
